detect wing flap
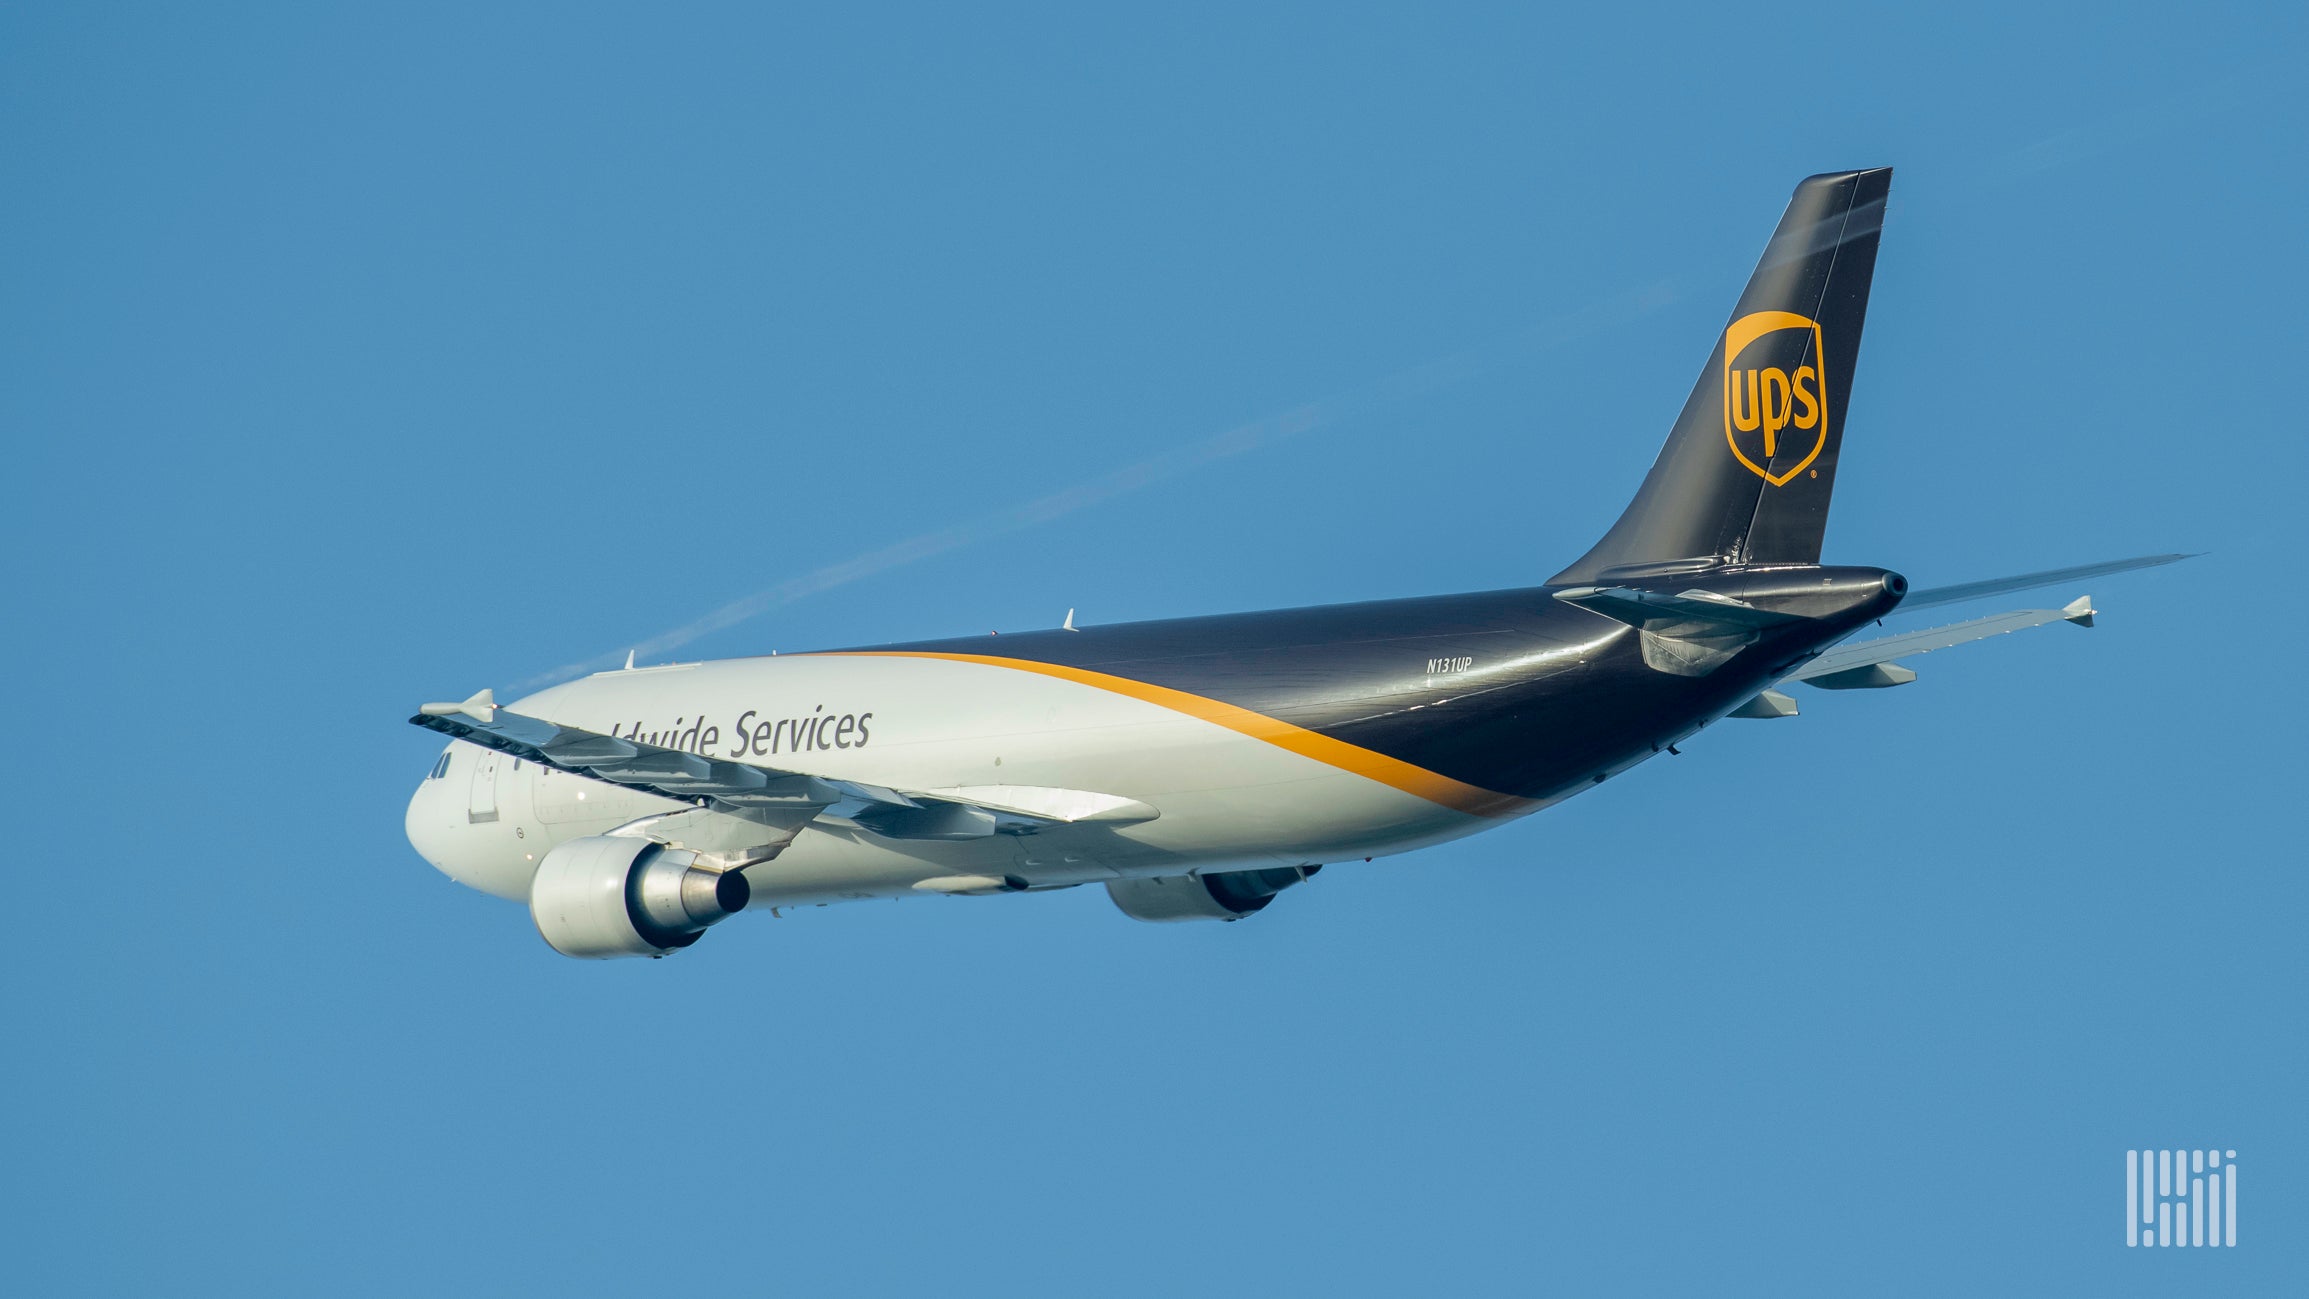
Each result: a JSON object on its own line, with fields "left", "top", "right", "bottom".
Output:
{"left": 924, "top": 784, "right": 1160, "bottom": 824}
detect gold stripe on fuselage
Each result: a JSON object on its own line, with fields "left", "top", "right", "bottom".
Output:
{"left": 813, "top": 650, "right": 1531, "bottom": 818}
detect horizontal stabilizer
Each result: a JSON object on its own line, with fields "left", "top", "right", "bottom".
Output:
{"left": 1787, "top": 602, "right": 2094, "bottom": 685}
{"left": 1554, "top": 586, "right": 1809, "bottom": 636}
{"left": 1899, "top": 554, "right": 2190, "bottom": 613}
{"left": 1558, "top": 585, "right": 1814, "bottom": 677}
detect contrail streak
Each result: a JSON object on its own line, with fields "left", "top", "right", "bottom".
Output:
{"left": 1974, "top": 61, "right": 2270, "bottom": 187}
{"left": 526, "top": 404, "right": 1329, "bottom": 686}
{"left": 520, "top": 279, "right": 1675, "bottom": 688}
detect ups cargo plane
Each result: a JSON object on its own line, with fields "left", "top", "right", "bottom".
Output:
{"left": 406, "top": 168, "right": 2183, "bottom": 958}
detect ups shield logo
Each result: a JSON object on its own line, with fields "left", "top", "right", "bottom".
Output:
{"left": 1722, "top": 310, "right": 1827, "bottom": 485}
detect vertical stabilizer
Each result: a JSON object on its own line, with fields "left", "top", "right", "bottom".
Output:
{"left": 1551, "top": 168, "right": 1889, "bottom": 584}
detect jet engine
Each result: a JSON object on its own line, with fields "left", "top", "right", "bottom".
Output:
{"left": 1104, "top": 865, "right": 1320, "bottom": 923}
{"left": 527, "top": 834, "right": 751, "bottom": 959}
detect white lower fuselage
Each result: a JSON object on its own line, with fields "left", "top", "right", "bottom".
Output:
{"left": 405, "top": 651, "right": 1528, "bottom": 909}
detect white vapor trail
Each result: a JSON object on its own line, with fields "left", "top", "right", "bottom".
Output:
{"left": 521, "top": 279, "right": 1675, "bottom": 688}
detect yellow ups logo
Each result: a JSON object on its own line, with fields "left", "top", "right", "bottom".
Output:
{"left": 1722, "top": 310, "right": 1827, "bottom": 485}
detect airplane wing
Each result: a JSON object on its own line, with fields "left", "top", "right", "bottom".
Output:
{"left": 409, "top": 693, "right": 1150, "bottom": 840}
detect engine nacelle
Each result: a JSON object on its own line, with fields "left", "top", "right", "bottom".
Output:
{"left": 528, "top": 835, "right": 751, "bottom": 959}
{"left": 1105, "top": 865, "right": 1320, "bottom": 923}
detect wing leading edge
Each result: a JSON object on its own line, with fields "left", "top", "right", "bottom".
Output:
{"left": 409, "top": 694, "right": 1153, "bottom": 841}
{"left": 1897, "top": 553, "right": 2190, "bottom": 613}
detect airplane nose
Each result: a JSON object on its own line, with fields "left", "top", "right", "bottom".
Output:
{"left": 406, "top": 756, "right": 530, "bottom": 901}
{"left": 405, "top": 778, "right": 456, "bottom": 874}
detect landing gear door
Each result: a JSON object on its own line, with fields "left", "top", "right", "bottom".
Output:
{"left": 466, "top": 751, "right": 500, "bottom": 823}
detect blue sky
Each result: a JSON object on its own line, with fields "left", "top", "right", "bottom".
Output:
{"left": 3, "top": 3, "right": 2303, "bottom": 1294}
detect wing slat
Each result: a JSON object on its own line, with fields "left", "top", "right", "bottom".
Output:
{"left": 409, "top": 709, "right": 865, "bottom": 826}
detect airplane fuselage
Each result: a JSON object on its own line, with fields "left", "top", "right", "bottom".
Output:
{"left": 407, "top": 566, "right": 1905, "bottom": 910}
{"left": 402, "top": 169, "right": 1981, "bottom": 954}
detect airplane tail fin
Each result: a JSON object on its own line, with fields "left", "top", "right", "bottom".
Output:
{"left": 1551, "top": 168, "right": 1891, "bottom": 586}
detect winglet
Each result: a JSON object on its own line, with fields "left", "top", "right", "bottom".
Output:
{"left": 1062, "top": 608, "right": 1077, "bottom": 632}
{"left": 2062, "top": 595, "right": 2096, "bottom": 628}
{"left": 419, "top": 688, "right": 497, "bottom": 724}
